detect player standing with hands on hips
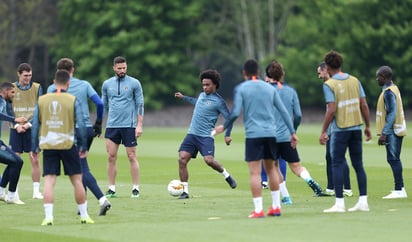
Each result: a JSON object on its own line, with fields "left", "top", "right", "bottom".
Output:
{"left": 102, "top": 56, "right": 144, "bottom": 198}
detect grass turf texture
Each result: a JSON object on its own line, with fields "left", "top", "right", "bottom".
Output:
{"left": 1, "top": 124, "right": 411, "bottom": 242}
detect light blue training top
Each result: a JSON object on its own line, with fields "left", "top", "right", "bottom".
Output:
{"left": 47, "top": 77, "right": 103, "bottom": 127}
{"left": 271, "top": 82, "right": 302, "bottom": 142}
{"left": 224, "top": 78, "right": 295, "bottom": 138}
{"left": 323, "top": 72, "right": 366, "bottom": 132}
{"left": 182, "top": 92, "right": 232, "bottom": 137}
{"left": 101, "top": 75, "right": 144, "bottom": 128}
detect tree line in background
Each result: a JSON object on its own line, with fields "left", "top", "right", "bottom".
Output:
{"left": 1, "top": 0, "right": 411, "bottom": 110}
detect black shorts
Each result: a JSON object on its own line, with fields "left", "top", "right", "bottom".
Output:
{"left": 105, "top": 128, "right": 137, "bottom": 147}
{"left": 277, "top": 141, "right": 300, "bottom": 163}
{"left": 245, "top": 137, "right": 278, "bottom": 162}
{"left": 9, "top": 128, "right": 32, "bottom": 153}
{"left": 42, "top": 146, "right": 82, "bottom": 176}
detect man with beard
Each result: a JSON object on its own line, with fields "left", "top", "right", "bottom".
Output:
{"left": 102, "top": 56, "right": 144, "bottom": 199}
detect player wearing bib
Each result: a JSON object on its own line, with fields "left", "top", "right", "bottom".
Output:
{"left": 320, "top": 51, "right": 371, "bottom": 213}
{"left": 31, "top": 70, "right": 94, "bottom": 226}
{"left": 48, "top": 58, "right": 111, "bottom": 215}
{"left": 375, "top": 66, "right": 407, "bottom": 199}
{"left": 317, "top": 62, "right": 352, "bottom": 197}
{"left": 9, "top": 63, "right": 43, "bottom": 199}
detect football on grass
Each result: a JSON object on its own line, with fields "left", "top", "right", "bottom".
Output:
{"left": 168, "top": 180, "right": 183, "bottom": 197}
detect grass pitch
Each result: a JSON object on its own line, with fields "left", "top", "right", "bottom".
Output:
{"left": 0, "top": 124, "right": 411, "bottom": 242}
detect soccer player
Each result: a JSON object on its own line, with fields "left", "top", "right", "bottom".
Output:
{"left": 102, "top": 56, "right": 144, "bottom": 198}
{"left": 317, "top": 62, "right": 352, "bottom": 197}
{"left": 174, "top": 69, "right": 237, "bottom": 199}
{"left": 0, "top": 82, "right": 26, "bottom": 205}
{"left": 47, "top": 58, "right": 111, "bottom": 215}
{"left": 31, "top": 70, "right": 94, "bottom": 225}
{"left": 264, "top": 60, "right": 324, "bottom": 199}
{"left": 375, "top": 66, "right": 407, "bottom": 199}
{"left": 320, "top": 51, "right": 371, "bottom": 213}
{"left": 260, "top": 69, "right": 293, "bottom": 203}
{"left": 213, "top": 59, "right": 298, "bottom": 218}
{"left": 9, "top": 63, "right": 43, "bottom": 199}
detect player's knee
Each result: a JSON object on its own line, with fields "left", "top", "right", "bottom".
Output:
{"left": 14, "top": 157, "right": 24, "bottom": 168}
{"left": 204, "top": 157, "right": 215, "bottom": 166}
{"left": 127, "top": 154, "right": 137, "bottom": 162}
{"left": 178, "top": 157, "right": 187, "bottom": 165}
{"left": 108, "top": 155, "right": 117, "bottom": 163}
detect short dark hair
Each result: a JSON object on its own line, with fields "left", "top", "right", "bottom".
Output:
{"left": 54, "top": 70, "right": 70, "bottom": 85}
{"left": 318, "top": 62, "right": 327, "bottom": 70}
{"left": 57, "top": 58, "right": 74, "bottom": 72}
{"left": 17, "top": 63, "right": 32, "bottom": 74}
{"left": 377, "top": 66, "right": 392, "bottom": 80}
{"left": 265, "top": 63, "right": 272, "bottom": 78}
{"left": 243, "top": 59, "right": 259, "bottom": 76}
{"left": 199, "top": 69, "right": 221, "bottom": 89}
{"left": 266, "top": 60, "right": 284, "bottom": 81}
{"left": 113, "top": 56, "right": 127, "bottom": 65}
{"left": 0, "top": 81, "right": 15, "bottom": 91}
{"left": 324, "top": 51, "right": 343, "bottom": 70}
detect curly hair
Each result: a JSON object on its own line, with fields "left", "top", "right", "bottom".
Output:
{"left": 324, "top": 51, "right": 343, "bottom": 70}
{"left": 199, "top": 69, "right": 221, "bottom": 89}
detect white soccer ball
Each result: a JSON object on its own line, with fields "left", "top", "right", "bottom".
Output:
{"left": 168, "top": 180, "right": 184, "bottom": 197}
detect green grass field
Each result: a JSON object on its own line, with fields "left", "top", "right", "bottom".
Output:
{"left": 1, "top": 124, "right": 411, "bottom": 242}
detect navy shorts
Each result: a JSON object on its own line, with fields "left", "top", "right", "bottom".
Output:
{"left": 245, "top": 137, "right": 278, "bottom": 162}
{"left": 105, "top": 128, "right": 137, "bottom": 147}
{"left": 277, "top": 142, "right": 300, "bottom": 163}
{"left": 178, "top": 134, "right": 215, "bottom": 158}
{"left": 9, "top": 128, "right": 32, "bottom": 153}
{"left": 42, "top": 146, "right": 82, "bottom": 176}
